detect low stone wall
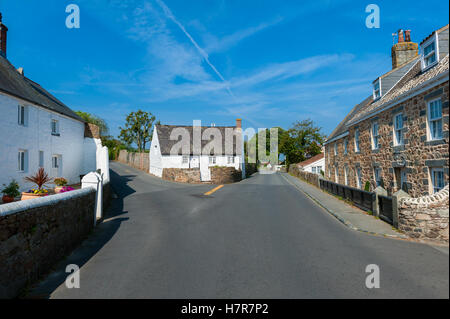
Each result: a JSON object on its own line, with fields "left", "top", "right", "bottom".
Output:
{"left": 289, "top": 165, "right": 320, "bottom": 188}
{"left": 0, "top": 188, "right": 96, "bottom": 298}
{"left": 245, "top": 163, "right": 258, "bottom": 177}
{"left": 162, "top": 168, "right": 202, "bottom": 183}
{"left": 398, "top": 185, "right": 449, "bottom": 242}
{"left": 211, "top": 167, "right": 242, "bottom": 184}
{"left": 117, "top": 150, "right": 149, "bottom": 172}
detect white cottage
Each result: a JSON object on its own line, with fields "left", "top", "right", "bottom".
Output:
{"left": 0, "top": 13, "right": 105, "bottom": 191}
{"left": 297, "top": 153, "right": 324, "bottom": 175}
{"left": 150, "top": 119, "right": 244, "bottom": 182}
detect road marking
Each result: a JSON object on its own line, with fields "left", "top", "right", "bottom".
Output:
{"left": 204, "top": 185, "right": 224, "bottom": 196}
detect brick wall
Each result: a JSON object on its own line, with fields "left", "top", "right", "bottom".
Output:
{"left": 325, "top": 82, "right": 449, "bottom": 197}
{"left": 117, "top": 150, "right": 149, "bottom": 173}
{"left": 398, "top": 185, "right": 449, "bottom": 242}
{"left": 0, "top": 188, "right": 96, "bottom": 298}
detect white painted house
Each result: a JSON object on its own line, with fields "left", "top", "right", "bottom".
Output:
{"left": 297, "top": 153, "right": 325, "bottom": 175}
{"left": 0, "top": 14, "right": 106, "bottom": 191}
{"left": 150, "top": 120, "right": 244, "bottom": 182}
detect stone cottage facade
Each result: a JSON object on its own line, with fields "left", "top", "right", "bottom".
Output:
{"left": 324, "top": 26, "right": 449, "bottom": 197}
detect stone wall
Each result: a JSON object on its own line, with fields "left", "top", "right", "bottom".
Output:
{"left": 162, "top": 168, "right": 202, "bottom": 183}
{"left": 289, "top": 165, "right": 321, "bottom": 188}
{"left": 84, "top": 123, "right": 100, "bottom": 139}
{"left": 398, "top": 185, "right": 449, "bottom": 242}
{"left": 245, "top": 163, "right": 258, "bottom": 177}
{"left": 210, "top": 167, "right": 242, "bottom": 184}
{"left": 325, "top": 82, "right": 449, "bottom": 197}
{"left": 117, "top": 150, "right": 149, "bottom": 173}
{"left": 0, "top": 188, "right": 96, "bottom": 298}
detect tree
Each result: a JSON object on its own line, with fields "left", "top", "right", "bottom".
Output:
{"left": 119, "top": 110, "right": 156, "bottom": 152}
{"left": 75, "top": 111, "right": 109, "bottom": 136}
{"left": 280, "top": 119, "right": 324, "bottom": 166}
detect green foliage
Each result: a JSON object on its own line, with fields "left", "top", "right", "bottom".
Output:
{"left": 320, "top": 170, "right": 324, "bottom": 177}
{"left": 24, "top": 168, "right": 52, "bottom": 190}
{"left": 364, "top": 181, "right": 371, "bottom": 192}
{"left": 1, "top": 179, "right": 20, "bottom": 198}
{"left": 54, "top": 177, "right": 68, "bottom": 186}
{"left": 101, "top": 136, "right": 131, "bottom": 160}
{"left": 75, "top": 111, "right": 109, "bottom": 136}
{"left": 119, "top": 110, "right": 156, "bottom": 152}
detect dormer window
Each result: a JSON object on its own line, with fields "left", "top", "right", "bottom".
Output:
{"left": 373, "top": 78, "right": 381, "bottom": 100}
{"left": 421, "top": 34, "right": 439, "bottom": 70}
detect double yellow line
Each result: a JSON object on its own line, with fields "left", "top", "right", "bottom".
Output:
{"left": 204, "top": 184, "right": 224, "bottom": 196}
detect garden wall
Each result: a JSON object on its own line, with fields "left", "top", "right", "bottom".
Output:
{"left": 0, "top": 188, "right": 96, "bottom": 298}
{"left": 162, "top": 167, "right": 242, "bottom": 184}
{"left": 289, "top": 165, "right": 320, "bottom": 188}
{"left": 117, "top": 150, "right": 149, "bottom": 173}
{"left": 210, "top": 167, "right": 242, "bottom": 184}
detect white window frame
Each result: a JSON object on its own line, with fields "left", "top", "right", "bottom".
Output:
{"left": 373, "top": 78, "right": 381, "bottom": 100}
{"left": 208, "top": 156, "right": 216, "bottom": 165}
{"left": 182, "top": 155, "right": 189, "bottom": 164}
{"left": 227, "top": 156, "right": 235, "bottom": 164}
{"left": 427, "top": 98, "right": 443, "bottom": 140}
{"left": 371, "top": 122, "right": 380, "bottom": 150}
{"left": 354, "top": 129, "right": 360, "bottom": 152}
{"left": 374, "top": 167, "right": 382, "bottom": 187}
{"left": 18, "top": 105, "right": 27, "bottom": 126}
{"left": 393, "top": 112, "right": 404, "bottom": 146}
{"left": 52, "top": 155, "right": 59, "bottom": 169}
{"left": 356, "top": 167, "right": 362, "bottom": 189}
{"left": 18, "top": 150, "right": 27, "bottom": 172}
{"left": 51, "top": 119, "right": 59, "bottom": 135}
{"left": 344, "top": 166, "right": 349, "bottom": 185}
{"left": 334, "top": 142, "right": 338, "bottom": 156}
{"left": 312, "top": 167, "right": 316, "bottom": 174}
{"left": 421, "top": 33, "right": 439, "bottom": 71}
{"left": 430, "top": 168, "right": 445, "bottom": 194}
{"left": 335, "top": 166, "right": 339, "bottom": 183}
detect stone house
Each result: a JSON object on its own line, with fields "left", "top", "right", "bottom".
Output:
{"left": 0, "top": 13, "right": 105, "bottom": 191}
{"left": 324, "top": 25, "right": 449, "bottom": 197}
{"left": 149, "top": 119, "right": 244, "bottom": 182}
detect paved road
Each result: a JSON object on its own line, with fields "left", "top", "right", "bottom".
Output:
{"left": 32, "top": 162, "right": 449, "bottom": 298}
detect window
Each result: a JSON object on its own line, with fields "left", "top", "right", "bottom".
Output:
{"left": 373, "top": 79, "right": 381, "bottom": 99}
{"left": 344, "top": 166, "right": 349, "bottom": 185}
{"left": 344, "top": 138, "right": 348, "bottom": 154}
{"left": 18, "top": 105, "right": 26, "bottom": 126}
{"left": 51, "top": 119, "right": 59, "bottom": 135}
{"left": 431, "top": 168, "right": 445, "bottom": 193}
{"left": 227, "top": 156, "right": 235, "bottom": 164}
{"left": 328, "top": 166, "right": 331, "bottom": 178}
{"left": 18, "top": 150, "right": 27, "bottom": 172}
{"left": 312, "top": 167, "right": 316, "bottom": 174}
{"left": 394, "top": 167, "right": 407, "bottom": 192}
{"left": 334, "top": 143, "right": 338, "bottom": 156}
{"left": 371, "top": 122, "right": 380, "bottom": 150}
{"left": 209, "top": 156, "right": 216, "bottom": 165}
{"left": 182, "top": 155, "right": 189, "bottom": 164}
{"left": 394, "top": 113, "right": 404, "bottom": 145}
{"left": 316, "top": 166, "right": 322, "bottom": 174}
{"left": 39, "top": 151, "right": 44, "bottom": 168}
{"left": 335, "top": 166, "right": 339, "bottom": 183}
{"left": 356, "top": 167, "right": 362, "bottom": 189}
{"left": 428, "top": 99, "right": 443, "bottom": 140}
{"left": 374, "top": 167, "right": 382, "bottom": 187}
{"left": 422, "top": 40, "right": 437, "bottom": 69}
{"left": 354, "top": 129, "right": 360, "bottom": 152}
{"left": 52, "top": 155, "right": 59, "bottom": 168}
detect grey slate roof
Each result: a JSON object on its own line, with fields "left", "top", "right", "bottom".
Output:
{"left": 0, "top": 55, "right": 84, "bottom": 122}
{"left": 156, "top": 124, "right": 241, "bottom": 156}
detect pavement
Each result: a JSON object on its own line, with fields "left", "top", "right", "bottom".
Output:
{"left": 26, "top": 162, "right": 449, "bottom": 299}
{"left": 280, "top": 173, "right": 407, "bottom": 238}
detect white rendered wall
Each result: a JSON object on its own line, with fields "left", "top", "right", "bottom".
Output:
{"left": 0, "top": 93, "right": 85, "bottom": 191}
{"left": 302, "top": 157, "right": 325, "bottom": 174}
{"left": 149, "top": 128, "right": 163, "bottom": 177}
{"left": 83, "top": 137, "right": 102, "bottom": 174}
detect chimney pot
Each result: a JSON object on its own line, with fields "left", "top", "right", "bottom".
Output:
{"left": 17, "top": 67, "right": 24, "bottom": 75}
{"left": 0, "top": 12, "right": 8, "bottom": 58}
{"left": 236, "top": 118, "right": 242, "bottom": 129}
{"left": 397, "top": 29, "right": 404, "bottom": 43}
{"left": 404, "top": 30, "right": 411, "bottom": 42}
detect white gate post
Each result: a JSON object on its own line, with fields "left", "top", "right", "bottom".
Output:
{"left": 82, "top": 172, "right": 103, "bottom": 226}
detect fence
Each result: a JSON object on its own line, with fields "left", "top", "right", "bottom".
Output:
{"left": 378, "top": 194, "right": 394, "bottom": 225}
{"left": 117, "top": 150, "right": 149, "bottom": 172}
{"left": 288, "top": 165, "right": 320, "bottom": 188}
{"left": 319, "top": 179, "right": 375, "bottom": 212}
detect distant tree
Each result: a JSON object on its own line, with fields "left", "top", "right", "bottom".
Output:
{"left": 119, "top": 110, "right": 156, "bottom": 152}
{"left": 280, "top": 119, "right": 324, "bottom": 166}
{"left": 75, "top": 111, "right": 109, "bottom": 136}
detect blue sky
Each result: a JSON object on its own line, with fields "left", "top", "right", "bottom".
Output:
{"left": 1, "top": 0, "right": 448, "bottom": 138}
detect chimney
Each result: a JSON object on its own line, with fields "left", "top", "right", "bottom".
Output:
{"left": 17, "top": 67, "right": 24, "bottom": 76}
{"left": 236, "top": 118, "right": 242, "bottom": 129}
{"left": 0, "top": 13, "right": 8, "bottom": 58}
{"left": 391, "top": 28, "right": 418, "bottom": 69}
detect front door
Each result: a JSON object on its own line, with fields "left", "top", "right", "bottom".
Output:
{"left": 190, "top": 156, "right": 199, "bottom": 168}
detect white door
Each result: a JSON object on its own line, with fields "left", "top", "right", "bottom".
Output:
{"left": 200, "top": 157, "right": 211, "bottom": 182}
{"left": 190, "top": 156, "right": 199, "bottom": 168}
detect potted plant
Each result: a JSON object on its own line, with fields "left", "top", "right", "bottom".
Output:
{"left": 54, "top": 177, "right": 68, "bottom": 193}
{"left": 1, "top": 180, "right": 20, "bottom": 203}
{"left": 21, "top": 168, "right": 53, "bottom": 200}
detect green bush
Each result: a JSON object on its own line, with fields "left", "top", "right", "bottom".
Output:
{"left": 364, "top": 181, "right": 371, "bottom": 192}
{"left": 2, "top": 180, "right": 21, "bottom": 198}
